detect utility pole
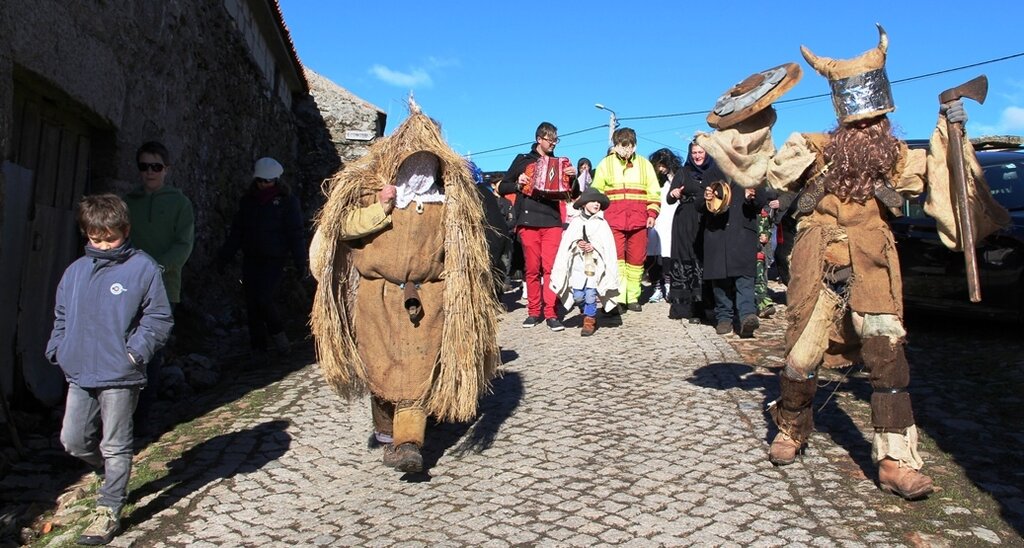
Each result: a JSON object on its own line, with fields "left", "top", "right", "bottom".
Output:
{"left": 595, "top": 104, "right": 618, "bottom": 148}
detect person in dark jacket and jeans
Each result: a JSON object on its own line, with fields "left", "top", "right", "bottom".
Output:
{"left": 47, "top": 194, "right": 173, "bottom": 545}
{"left": 498, "top": 122, "right": 576, "bottom": 331}
{"left": 218, "top": 157, "right": 307, "bottom": 358}
{"left": 699, "top": 176, "right": 767, "bottom": 338}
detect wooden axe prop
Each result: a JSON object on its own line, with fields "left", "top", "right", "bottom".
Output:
{"left": 939, "top": 75, "right": 987, "bottom": 303}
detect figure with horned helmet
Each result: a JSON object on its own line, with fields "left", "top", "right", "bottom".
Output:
{"left": 696, "top": 25, "right": 1009, "bottom": 500}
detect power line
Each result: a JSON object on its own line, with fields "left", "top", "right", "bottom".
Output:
{"left": 623, "top": 51, "right": 1024, "bottom": 118}
{"left": 466, "top": 51, "right": 1024, "bottom": 160}
{"left": 466, "top": 125, "right": 606, "bottom": 157}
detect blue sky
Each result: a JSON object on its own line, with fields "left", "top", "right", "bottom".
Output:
{"left": 279, "top": 1, "right": 1024, "bottom": 172}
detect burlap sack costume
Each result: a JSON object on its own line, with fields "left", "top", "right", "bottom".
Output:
{"left": 309, "top": 106, "right": 501, "bottom": 437}
{"left": 699, "top": 27, "right": 1008, "bottom": 491}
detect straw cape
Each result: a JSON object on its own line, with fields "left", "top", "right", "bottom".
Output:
{"left": 309, "top": 103, "right": 502, "bottom": 422}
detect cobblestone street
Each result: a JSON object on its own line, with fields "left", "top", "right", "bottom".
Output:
{"left": 15, "top": 296, "right": 1024, "bottom": 546}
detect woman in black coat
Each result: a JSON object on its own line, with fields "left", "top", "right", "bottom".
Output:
{"left": 665, "top": 142, "right": 713, "bottom": 322}
{"left": 698, "top": 174, "right": 767, "bottom": 337}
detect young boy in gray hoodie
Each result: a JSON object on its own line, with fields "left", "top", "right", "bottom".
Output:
{"left": 46, "top": 194, "right": 173, "bottom": 545}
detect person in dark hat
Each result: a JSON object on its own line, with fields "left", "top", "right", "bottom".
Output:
{"left": 549, "top": 187, "right": 619, "bottom": 336}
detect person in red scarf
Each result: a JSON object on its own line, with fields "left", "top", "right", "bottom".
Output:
{"left": 218, "top": 157, "right": 307, "bottom": 360}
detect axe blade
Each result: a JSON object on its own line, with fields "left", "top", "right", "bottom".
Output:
{"left": 939, "top": 75, "right": 988, "bottom": 105}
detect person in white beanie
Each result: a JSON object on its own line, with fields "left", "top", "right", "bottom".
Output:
{"left": 218, "top": 157, "right": 307, "bottom": 363}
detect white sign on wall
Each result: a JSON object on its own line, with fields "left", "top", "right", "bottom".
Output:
{"left": 344, "top": 130, "right": 375, "bottom": 141}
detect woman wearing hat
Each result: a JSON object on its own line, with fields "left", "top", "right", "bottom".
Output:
{"left": 549, "top": 187, "right": 619, "bottom": 336}
{"left": 218, "top": 157, "right": 307, "bottom": 361}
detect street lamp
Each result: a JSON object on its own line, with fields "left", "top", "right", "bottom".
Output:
{"left": 595, "top": 103, "right": 618, "bottom": 147}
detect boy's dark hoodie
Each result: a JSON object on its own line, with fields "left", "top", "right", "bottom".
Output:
{"left": 46, "top": 240, "right": 174, "bottom": 388}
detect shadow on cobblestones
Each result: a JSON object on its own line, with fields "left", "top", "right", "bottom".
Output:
{"left": 728, "top": 294, "right": 1024, "bottom": 539}
{"left": 141, "top": 343, "right": 313, "bottom": 447}
{"left": 0, "top": 343, "right": 311, "bottom": 544}
{"left": 903, "top": 312, "right": 1024, "bottom": 537}
{"left": 406, "top": 371, "right": 523, "bottom": 482}
{"left": 687, "top": 362, "right": 878, "bottom": 483}
{"left": 123, "top": 420, "right": 291, "bottom": 528}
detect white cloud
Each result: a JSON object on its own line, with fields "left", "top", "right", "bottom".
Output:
{"left": 369, "top": 64, "right": 433, "bottom": 88}
{"left": 999, "top": 106, "right": 1024, "bottom": 131}
{"left": 974, "top": 105, "right": 1024, "bottom": 135}
{"left": 426, "top": 56, "right": 460, "bottom": 69}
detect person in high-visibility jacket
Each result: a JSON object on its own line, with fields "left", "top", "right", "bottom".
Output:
{"left": 590, "top": 127, "right": 661, "bottom": 311}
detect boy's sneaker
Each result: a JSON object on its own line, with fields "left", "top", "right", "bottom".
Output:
{"left": 627, "top": 303, "right": 643, "bottom": 312}
{"left": 648, "top": 288, "right": 664, "bottom": 303}
{"left": 522, "top": 316, "right": 541, "bottom": 328}
{"left": 546, "top": 318, "right": 565, "bottom": 332}
{"left": 715, "top": 321, "right": 733, "bottom": 335}
{"left": 77, "top": 506, "right": 119, "bottom": 545}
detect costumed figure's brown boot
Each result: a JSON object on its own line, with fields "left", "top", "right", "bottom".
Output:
{"left": 861, "top": 335, "right": 931, "bottom": 500}
{"left": 383, "top": 442, "right": 423, "bottom": 473}
{"left": 878, "top": 458, "right": 933, "bottom": 500}
{"left": 768, "top": 432, "right": 803, "bottom": 465}
{"left": 383, "top": 403, "right": 427, "bottom": 473}
{"left": 581, "top": 316, "right": 596, "bottom": 337}
{"left": 768, "top": 369, "right": 818, "bottom": 466}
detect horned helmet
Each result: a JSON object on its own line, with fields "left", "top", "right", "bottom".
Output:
{"left": 801, "top": 24, "right": 895, "bottom": 124}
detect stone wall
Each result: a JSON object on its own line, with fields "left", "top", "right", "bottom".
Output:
{"left": 294, "top": 69, "right": 385, "bottom": 215}
{"left": 0, "top": 1, "right": 389, "bottom": 407}
{"left": 0, "top": 1, "right": 325, "bottom": 395}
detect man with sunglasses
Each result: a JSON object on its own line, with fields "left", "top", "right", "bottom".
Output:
{"left": 124, "top": 141, "right": 195, "bottom": 436}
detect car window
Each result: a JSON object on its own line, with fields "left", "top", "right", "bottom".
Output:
{"left": 903, "top": 156, "right": 1023, "bottom": 218}
{"left": 983, "top": 160, "right": 1023, "bottom": 211}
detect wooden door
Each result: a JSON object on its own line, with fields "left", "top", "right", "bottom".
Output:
{"left": 3, "top": 81, "right": 94, "bottom": 405}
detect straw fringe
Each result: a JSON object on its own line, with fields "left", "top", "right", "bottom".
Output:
{"left": 310, "top": 111, "right": 502, "bottom": 421}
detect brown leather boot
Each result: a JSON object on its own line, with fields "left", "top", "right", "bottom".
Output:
{"left": 768, "top": 432, "right": 804, "bottom": 466}
{"left": 581, "top": 316, "right": 596, "bottom": 337}
{"left": 383, "top": 443, "right": 423, "bottom": 473}
{"left": 877, "top": 458, "right": 933, "bottom": 500}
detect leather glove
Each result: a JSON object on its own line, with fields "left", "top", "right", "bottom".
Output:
{"left": 941, "top": 99, "right": 968, "bottom": 125}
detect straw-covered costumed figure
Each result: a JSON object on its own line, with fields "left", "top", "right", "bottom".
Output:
{"left": 309, "top": 101, "right": 502, "bottom": 473}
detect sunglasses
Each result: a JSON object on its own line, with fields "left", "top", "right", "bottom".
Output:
{"left": 137, "top": 162, "right": 166, "bottom": 173}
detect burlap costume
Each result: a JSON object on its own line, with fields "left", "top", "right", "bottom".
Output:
{"left": 699, "top": 27, "right": 1008, "bottom": 482}
{"left": 309, "top": 107, "right": 501, "bottom": 452}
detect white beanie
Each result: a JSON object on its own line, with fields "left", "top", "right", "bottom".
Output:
{"left": 253, "top": 157, "right": 284, "bottom": 180}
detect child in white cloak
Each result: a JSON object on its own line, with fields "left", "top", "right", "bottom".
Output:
{"left": 549, "top": 188, "right": 619, "bottom": 336}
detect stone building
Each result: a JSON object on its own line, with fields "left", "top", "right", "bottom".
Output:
{"left": 0, "top": 0, "right": 384, "bottom": 407}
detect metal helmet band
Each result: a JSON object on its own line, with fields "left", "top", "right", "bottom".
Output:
{"left": 829, "top": 68, "right": 894, "bottom": 121}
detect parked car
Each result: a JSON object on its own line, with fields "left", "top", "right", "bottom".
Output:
{"left": 890, "top": 139, "right": 1024, "bottom": 321}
